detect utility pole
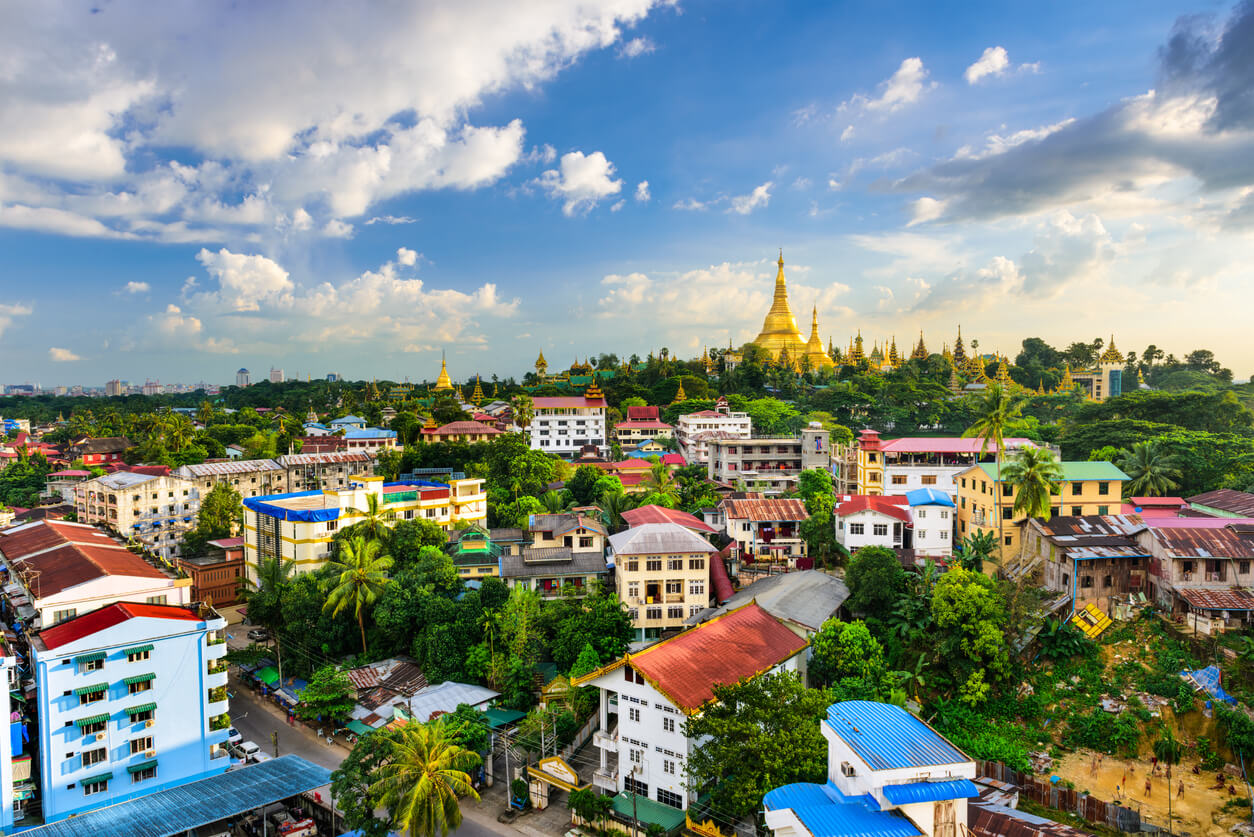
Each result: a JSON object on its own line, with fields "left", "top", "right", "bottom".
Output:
{"left": 271, "top": 730, "right": 280, "bottom": 758}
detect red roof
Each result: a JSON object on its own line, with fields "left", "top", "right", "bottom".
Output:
{"left": 622, "top": 505, "right": 717, "bottom": 533}
{"left": 878, "top": 437, "right": 1034, "bottom": 454}
{"left": 38, "top": 601, "right": 203, "bottom": 650}
{"left": 48, "top": 469, "right": 91, "bottom": 477}
{"left": 627, "top": 406, "right": 660, "bottom": 421}
{"left": 660, "top": 453, "right": 685, "bottom": 466}
{"left": 835, "top": 495, "right": 912, "bottom": 523}
{"left": 1130, "top": 497, "right": 1186, "bottom": 506}
{"left": 534, "top": 396, "right": 606, "bottom": 408}
{"left": 617, "top": 473, "right": 648, "bottom": 487}
{"left": 431, "top": 421, "right": 502, "bottom": 436}
{"left": 0, "top": 521, "right": 168, "bottom": 597}
{"left": 629, "top": 603, "right": 807, "bottom": 712}
{"left": 710, "top": 544, "right": 735, "bottom": 603}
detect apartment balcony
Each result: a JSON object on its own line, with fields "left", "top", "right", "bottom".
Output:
{"left": 593, "top": 763, "right": 619, "bottom": 793}
{"left": 206, "top": 668, "right": 229, "bottom": 689}
{"left": 664, "top": 594, "right": 685, "bottom": 604}
{"left": 593, "top": 725, "right": 618, "bottom": 750}
{"left": 210, "top": 744, "right": 230, "bottom": 761}
{"left": 205, "top": 637, "right": 228, "bottom": 660}
{"left": 208, "top": 698, "right": 230, "bottom": 718}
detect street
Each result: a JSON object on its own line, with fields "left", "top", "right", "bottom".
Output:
{"left": 229, "top": 677, "right": 345, "bottom": 771}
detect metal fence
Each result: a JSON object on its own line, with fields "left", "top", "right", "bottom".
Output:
{"left": 977, "top": 760, "right": 1144, "bottom": 833}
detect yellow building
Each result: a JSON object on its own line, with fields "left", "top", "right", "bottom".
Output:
{"left": 242, "top": 475, "right": 486, "bottom": 577}
{"left": 955, "top": 461, "right": 1129, "bottom": 557}
{"left": 1067, "top": 336, "right": 1127, "bottom": 401}
{"left": 608, "top": 522, "right": 718, "bottom": 642}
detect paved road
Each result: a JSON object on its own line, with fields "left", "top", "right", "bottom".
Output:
{"left": 229, "top": 676, "right": 345, "bottom": 771}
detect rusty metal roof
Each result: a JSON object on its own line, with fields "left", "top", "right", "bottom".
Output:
{"left": 1040, "top": 514, "right": 1146, "bottom": 537}
{"left": 720, "top": 498, "right": 809, "bottom": 522}
{"left": 1033, "top": 515, "right": 1150, "bottom": 560}
{"left": 278, "top": 451, "right": 373, "bottom": 465}
{"left": 1189, "top": 489, "right": 1254, "bottom": 517}
{"left": 1178, "top": 587, "right": 1254, "bottom": 611}
{"left": 1152, "top": 526, "right": 1254, "bottom": 559}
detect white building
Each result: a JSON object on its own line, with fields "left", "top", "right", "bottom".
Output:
{"left": 573, "top": 603, "right": 808, "bottom": 811}
{"left": 30, "top": 601, "right": 231, "bottom": 822}
{"left": 529, "top": 389, "right": 607, "bottom": 458}
{"left": 674, "top": 398, "right": 752, "bottom": 464}
{"left": 834, "top": 495, "right": 910, "bottom": 553}
{"left": 764, "top": 700, "right": 978, "bottom": 837}
{"left": 907, "top": 488, "right": 956, "bottom": 560}
{"left": 75, "top": 472, "right": 202, "bottom": 561}
{"left": 269, "top": 368, "right": 285, "bottom": 384}
{"left": 235, "top": 368, "right": 251, "bottom": 388}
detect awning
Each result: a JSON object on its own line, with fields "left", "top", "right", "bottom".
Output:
{"left": 345, "top": 720, "right": 373, "bottom": 736}
{"left": 81, "top": 771, "right": 113, "bottom": 784}
{"left": 74, "top": 652, "right": 106, "bottom": 664}
{"left": 123, "top": 644, "right": 154, "bottom": 656}
{"left": 125, "top": 703, "right": 157, "bottom": 716}
{"left": 882, "top": 778, "right": 980, "bottom": 805}
{"left": 123, "top": 673, "right": 155, "bottom": 685}
{"left": 74, "top": 683, "right": 108, "bottom": 696}
{"left": 127, "top": 759, "right": 158, "bottom": 774}
{"left": 484, "top": 708, "right": 527, "bottom": 729}
{"left": 255, "top": 666, "right": 279, "bottom": 685}
{"left": 611, "top": 792, "right": 686, "bottom": 831}
{"left": 75, "top": 714, "right": 110, "bottom": 728}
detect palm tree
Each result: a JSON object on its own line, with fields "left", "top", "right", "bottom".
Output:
{"left": 324, "top": 535, "right": 394, "bottom": 655}
{"left": 1000, "top": 446, "right": 1064, "bottom": 521}
{"left": 344, "top": 492, "right": 395, "bottom": 543}
{"left": 963, "top": 382, "right": 1025, "bottom": 564}
{"left": 600, "top": 488, "right": 631, "bottom": 531}
{"left": 642, "top": 461, "right": 678, "bottom": 503}
{"left": 1153, "top": 727, "right": 1182, "bottom": 834}
{"left": 510, "top": 394, "right": 535, "bottom": 433}
{"left": 540, "top": 490, "right": 567, "bottom": 513}
{"left": 238, "top": 555, "right": 294, "bottom": 683}
{"left": 1119, "top": 442, "right": 1182, "bottom": 497}
{"left": 370, "top": 721, "right": 481, "bottom": 837}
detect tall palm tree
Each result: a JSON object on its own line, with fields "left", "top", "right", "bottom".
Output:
{"left": 642, "top": 461, "right": 678, "bottom": 503}
{"left": 238, "top": 555, "right": 294, "bottom": 683}
{"left": 1000, "top": 446, "right": 1064, "bottom": 522}
{"left": 963, "top": 382, "right": 1025, "bottom": 564}
{"left": 370, "top": 721, "right": 481, "bottom": 837}
{"left": 325, "top": 535, "right": 394, "bottom": 655}
{"left": 600, "top": 488, "right": 631, "bottom": 531}
{"left": 510, "top": 394, "right": 534, "bottom": 433}
{"left": 344, "top": 492, "right": 395, "bottom": 543}
{"left": 1119, "top": 441, "right": 1182, "bottom": 497}
{"left": 540, "top": 490, "right": 567, "bottom": 513}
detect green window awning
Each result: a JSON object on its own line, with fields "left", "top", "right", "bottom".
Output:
{"left": 123, "top": 644, "right": 154, "bottom": 656}
{"left": 611, "top": 793, "right": 686, "bottom": 831}
{"left": 123, "top": 673, "right": 156, "bottom": 685}
{"left": 125, "top": 703, "right": 156, "bottom": 716}
{"left": 255, "top": 666, "right": 279, "bottom": 685}
{"left": 74, "top": 652, "right": 106, "bottom": 664}
{"left": 80, "top": 771, "right": 113, "bottom": 784}
{"left": 74, "top": 683, "right": 108, "bottom": 696}
{"left": 126, "top": 759, "right": 158, "bottom": 774}
{"left": 345, "top": 720, "right": 373, "bottom": 736}
{"left": 75, "top": 714, "right": 110, "bottom": 728}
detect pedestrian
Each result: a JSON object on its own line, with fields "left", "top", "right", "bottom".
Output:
{"left": 1144, "top": 777, "right": 1152, "bottom": 797}
{"left": 1114, "top": 784, "right": 1121, "bottom": 801}
{"left": 1177, "top": 780, "right": 1184, "bottom": 798}
{"left": 1091, "top": 756, "right": 1099, "bottom": 774}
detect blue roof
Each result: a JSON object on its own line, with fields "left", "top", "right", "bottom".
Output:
{"left": 905, "top": 488, "right": 954, "bottom": 508}
{"left": 764, "top": 782, "right": 920, "bottom": 837}
{"left": 825, "top": 701, "right": 968, "bottom": 771}
{"left": 244, "top": 480, "right": 448, "bottom": 523}
{"left": 329, "top": 415, "right": 366, "bottom": 425}
{"left": 344, "top": 428, "right": 397, "bottom": 439}
{"left": 20, "top": 755, "right": 331, "bottom": 837}
{"left": 881, "top": 779, "right": 979, "bottom": 805}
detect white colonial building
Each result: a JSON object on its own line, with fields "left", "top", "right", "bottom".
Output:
{"left": 674, "top": 398, "right": 752, "bottom": 464}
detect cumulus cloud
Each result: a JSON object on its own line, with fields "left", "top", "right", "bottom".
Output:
{"left": 538, "top": 150, "right": 623, "bottom": 215}
{"left": 843, "top": 58, "right": 935, "bottom": 115}
{"left": 123, "top": 281, "right": 150, "bottom": 294}
{"left": 49, "top": 347, "right": 81, "bottom": 362}
{"left": 193, "top": 248, "right": 294, "bottom": 312}
{"left": 619, "top": 37, "right": 655, "bottom": 58}
{"left": 0, "top": 303, "right": 32, "bottom": 338}
{"left": 396, "top": 247, "right": 418, "bottom": 266}
{"left": 728, "top": 182, "right": 773, "bottom": 215}
{"left": 635, "top": 180, "right": 651, "bottom": 202}
{"left": 907, "top": 197, "right": 948, "bottom": 226}
{"left": 0, "top": 1, "right": 662, "bottom": 240}
{"left": 322, "top": 219, "right": 355, "bottom": 239}
{"left": 965, "top": 47, "right": 1010, "bottom": 84}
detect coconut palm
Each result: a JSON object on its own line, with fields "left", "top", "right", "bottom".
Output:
{"left": 963, "top": 382, "right": 1025, "bottom": 563}
{"left": 344, "top": 492, "right": 395, "bottom": 543}
{"left": 324, "top": 535, "right": 394, "bottom": 655}
{"left": 600, "top": 488, "right": 631, "bottom": 531}
{"left": 1119, "top": 442, "right": 1183, "bottom": 497}
{"left": 540, "top": 490, "right": 568, "bottom": 513}
{"left": 238, "top": 555, "right": 294, "bottom": 682}
{"left": 642, "top": 461, "right": 678, "bottom": 502}
{"left": 1000, "top": 446, "right": 1064, "bottom": 521}
{"left": 370, "top": 720, "right": 481, "bottom": 837}
{"left": 510, "top": 394, "right": 535, "bottom": 432}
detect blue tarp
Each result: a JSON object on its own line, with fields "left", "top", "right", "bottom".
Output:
{"left": 1181, "top": 665, "right": 1237, "bottom": 704}
{"left": 10, "top": 722, "right": 26, "bottom": 756}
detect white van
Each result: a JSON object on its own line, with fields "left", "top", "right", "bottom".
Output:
{"left": 234, "top": 740, "right": 260, "bottom": 760}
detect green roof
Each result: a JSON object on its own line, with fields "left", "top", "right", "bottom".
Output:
{"left": 74, "top": 683, "right": 108, "bottom": 696}
{"left": 127, "top": 759, "right": 158, "bottom": 774}
{"left": 74, "top": 651, "right": 106, "bottom": 663}
{"left": 123, "top": 644, "right": 154, "bottom": 656}
{"left": 611, "top": 792, "right": 686, "bottom": 831}
{"left": 976, "top": 461, "right": 1129, "bottom": 482}
{"left": 255, "top": 666, "right": 279, "bottom": 685}
{"left": 125, "top": 703, "right": 157, "bottom": 715}
{"left": 483, "top": 708, "right": 527, "bottom": 729}
{"left": 81, "top": 771, "right": 113, "bottom": 784}
{"left": 345, "top": 720, "right": 374, "bottom": 736}
{"left": 123, "top": 673, "right": 156, "bottom": 685}
{"left": 75, "top": 713, "right": 110, "bottom": 728}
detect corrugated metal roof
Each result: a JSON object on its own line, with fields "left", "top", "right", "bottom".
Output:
{"left": 1189, "top": 489, "right": 1254, "bottom": 517}
{"left": 176, "top": 459, "right": 283, "bottom": 476}
{"left": 722, "top": 498, "right": 810, "bottom": 523}
{"left": 621, "top": 505, "right": 717, "bottom": 533}
{"left": 19, "top": 755, "right": 331, "bottom": 837}
{"left": 881, "top": 778, "right": 979, "bottom": 805}
{"left": 609, "top": 523, "right": 718, "bottom": 555}
{"left": 825, "top": 701, "right": 969, "bottom": 770}
{"left": 976, "top": 461, "right": 1129, "bottom": 482}
{"left": 278, "top": 451, "right": 373, "bottom": 465}
{"left": 1152, "top": 526, "right": 1254, "bottom": 559}
{"left": 905, "top": 488, "right": 955, "bottom": 508}
{"left": 764, "top": 781, "right": 922, "bottom": 837}
{"left": 881, "top": 437, "right": 1033, "bottom": 454}
{"left": 1178, "top": 588, "right": 1254, "bottom": 611}
{"left": 687, "top": 570, "right": 849, "bottom": 632}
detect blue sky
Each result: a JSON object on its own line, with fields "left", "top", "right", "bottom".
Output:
{"left": 2, "top": 0, "right": 1252, "bottom": 387}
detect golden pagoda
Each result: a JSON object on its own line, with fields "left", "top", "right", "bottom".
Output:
{"left": 1099, "top": 335, "right": 1123, "bottom": 364}
{"left": 910, "top": 330, "right": 928, "bottom": 361}
{"left": 952, "top": 325, "right": 967, "bottom": 367}
{"left": 964, "top": 352, "right": 985, "bottom": 379}
{"left": 941, "top": 343, "right": 953, "bottom": 365}
{"left": 434, "top": 352, "right": 454, "bottom": 391}
{"left": 849, "top": 331, "right": 866, "bottom": 364}
{"left": 471, "top": 376, "right": 485, "bottom": 405}
{"left": 535, "top": 350, "right": 548, "bottom": 378}
{"left": 671, "top": 379, "right": 688, "bottom": 404}
{"left": 1057, "top": 363, "right": 1074, "bottom": 393}
{"left": 1037, "top": 381, "right": 1046, "bottom": 395}
{"left": 1137, "top": 368, "right": 1147, "bottom": 389}
{"left": 422, "top": 414, "right": 438, "bottom": 431}
{"left": 996, "top": 355, "right": 1012, "bottom": 386}
{"left": 887, "top": 336, "right": 901, "bottom": 368}
{"left": 456, "top": 385, "right": 466, "bottom": 402}
{"left": 492, "top": 382, "right": 500, "bottom": 399}
{"left": 584, "top": 375, "right": 605, "bottom": 401}
{"left": 752, "top": 251, "right": 808, "bottom": 361}
{"left": 803, "top": 307, "right": 834, "bottom": 370}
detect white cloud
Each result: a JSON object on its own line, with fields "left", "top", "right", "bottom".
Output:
{"left": 396, "top": 247, "right": 418, "bottom": 267}
{"left": 907, "top": 197, "right": 949, "bottom": 226}
{"left": 123, "top": 281, "right": 150, "bottom": 294}
{"left": 0, "top": 303, "right": 32, "bottom": 338}
{"left": 538, "top": 150, "right": 623, "bottom": 215}
{"left": 610, "top": 199, "right": 626, "bottom": 212}
{"left": 322, "top": 219, "right": 355, "bottom": 239}
{"left": 48, "top": 347, "right": 81, "bottom": 362}
{"left": 364, "top": 215, "right": 417, "bottom": 225}
{"left": 635, "top": 180, "right": 651, "bottom": 202}
{"left": 956, "top": 119, "right": 1077, "bottom": 159}
{"left": 964, "top": 47, "right": 1010, "bottom": 84}
{"left": 843, "top": 58, "right": 935, "bottom": 115}
{"left": 619, "top": 37, "right": 655, "bottom": 58}
{"left": 672, "top": 198, "right": 707, "bottom": 211}
{"left": 193, "top": 248, "right": 294, "bottom": 312}
{"left": 840, "top": 125, "right": 854, "bottom": 142}
{"left": 791, "top": 177, "right": 812, "bottom": 191}
{"left": 291, "top": 208, "right": 314, "bottom": 231}
{"left": 728, "top": 182, "right": 773, "bottom": 215}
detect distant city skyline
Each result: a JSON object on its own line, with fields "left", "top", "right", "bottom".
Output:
{"left": 3, "top": 1, "right": 1254, "bottom": 385}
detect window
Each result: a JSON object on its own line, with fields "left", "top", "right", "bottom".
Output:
{"left": 1002, "top": 506, "right": 1013, "bottom": 520}
{"left": 961, "top": 478, "right": 967, "bottom": 488}
{"left": 891, "top": 475, "right": 907, "bottom": 485}
{"left": 940, "top": 510, "right": 949, "bottom": 519}
{"left": 1098, "top": 482, "right": 1110, "bottom": 496}
{"left": 645, "top": 559, "right": 662, "bottom": 572}
{"left": 1241, "top": 561, "right": 1250, "bottom": 575}
{"left": 849, "top": 523, "right": 864, "bottom": 535}
{"left": 126, "top": 648, "right": 151, "bottom": 663}
{"left": 869, "top": 472, "right": 880, "bottom": 483}
{"left": 131, "top": 764, "right": 157, "bottom": 783}
{"left": 664, "top": 759, "right": 675, "bottom": 774}
{"left": 646, "top": 607, "right": 662, "bottom": 620}
{"left": 629, "top": 708, "right": 640, "bottom": 723}
{"left": 1071, "top": 506, "right": 1082, "bottom": 517}
{"left": 82, "top": 747, "right": 106, "bottom": 766}
{"left": 960, "top": 497, "right": 966, "bottom": 509}
{"left": 688, "top": 558, "right": 705, "bottom": 570}
{"left": 663, "top": 717, "right": 675, "bottom": 733}
{"left": 917, "top": 530, "right": 927, "bottom": 539}
{"left": 1080, "top": 576, "right": 1093, "bottom": 588}
{"left": 1073, "top": 482, "right": 1084, "bottom": 496}
{"left": 688, "top": 581, "right": 704, "bottom": 596}
{"left": 627, "top": 583, "right": 639, "bottom": 598}
{"left": 579, "top": 537, "right": 593, "bottom": 548}
{"left": 665, "top": 580, "right": 682, "bottom": 595}
{"left": 627, "top": 561, "right": 638, "bottom": 572}
{"left": 657, "top": 789, "right": 685, "bottom": 809}
{"left": 1004, "top": 535, "right": 1012, "bottom": 546}
{"left": 867, "top": 453, "right": 877, "bottom": 463}
{"left": 668, "top": 606, "right": 684, "bottom": 619}
{"left": 872, "top": 524, "right": 888, "bottom": 537}
{"left": 80, "top": 719, "right": 107, "bottom": 735}
{"left": 1103, "top": 575, "right": 1113, "bottom": 588}
{"left": 83, "top": 778, "right": 109, "bottom": 796}
{"left": 1097, "top": 505, "right": 1109, "bottom": 516}
{"left": 916, "top": 509, "right": 927, "bottom": 519}
{"left": 625, "top": 776, "right": 648, "bottom": 797}
{"left": 80, "top": 658, "right": 104, "bottom": 674}
{"left": 53, "top": 608, "right": 77, "bottom": 625}
{"left": 941, "top": 531, "right": 949, "bottom": 540}
{"left": 921, "top": 475, "right": 937, "bottom": 485}
{"left": 629, "top": 748, "right": 642, "bottom": 764}
{"left": 130, "top": 736, "right": 153, "bottom": 755}
{"left": 145, "top": 595, "right": 167, "bottom": 605}
{"left": 79, "top": 687, "right": 107, "bottom": 706}
{"left": 667, "top": 558, "right": 683, "bottom": 571}
{"left": 128, "top": 707, "right": 155, "bottom": 723}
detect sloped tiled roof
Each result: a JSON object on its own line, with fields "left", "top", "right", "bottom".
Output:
{"left": 0, "top": 520, "right": 168, "bottom": 598}
{"left": 835, "top": 495, "right": 911, "bottom": 523}
{"left": 430, "top": 421, "right": 502, "bottom": 435}
{"left": 609, "top": 523, "right": 717, "bottom": 555}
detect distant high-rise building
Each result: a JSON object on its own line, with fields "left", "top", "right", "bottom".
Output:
{"left": 327, "top": 373, "right": 341, "bottom": 382}
{"left": 269, "top": 367, "right": 285, "bottom": 384}
{"left": 105, "top": 379, "right": 123, "bottom": 397}
{"left": 236, "top": 368, "right": 251, "bottom": 387}
{"left": 141, "top": 379, "right": 161, "bottom": 396}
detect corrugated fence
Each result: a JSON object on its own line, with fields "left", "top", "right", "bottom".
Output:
{"left": 977, "top": 760, "right": 1145, "bottom": 833}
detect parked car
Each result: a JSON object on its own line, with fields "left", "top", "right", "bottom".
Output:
{"left": 233, "top": 740, "right": 260, "bottom": 761}
{"left": 227, "top": 727, "right": 242, "bottom": 746}
{"left": 247, "top": 628, "right": 270, "bottom": 641}
{"left": 250, "top": 751, "right": 272, "bottom": 764}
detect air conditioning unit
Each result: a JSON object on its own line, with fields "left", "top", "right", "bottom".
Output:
{"left": 95, "top": 732, "right": 105, "bottom": 741}
{"left": 144, "top": 750, "right": 155, "bottom": 758}
{"left": 145, "top": 720, "right": 155, "bottom": 729}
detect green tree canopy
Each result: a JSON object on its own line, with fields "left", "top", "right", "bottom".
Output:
{"left": 296, "top": 665, "right": 356, "bottom": 723}
{"left": 809, "top": 618, "right": 890, "bottom": 698}
{"left": 844, "top": 546, "right": 905, "bottom": 622}
{"left": 930, "top": 567, "right": 1010, "bottom": 705}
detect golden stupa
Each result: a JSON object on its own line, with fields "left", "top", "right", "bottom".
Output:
{"left": 434, "top": 352, "right": 453, "bottom": 391}
{"left": 803, "top": 307, "right": 834, "bottom": 370}
{"left": 752, "top": 251, "right": 809, "bottom": 361}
